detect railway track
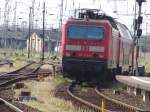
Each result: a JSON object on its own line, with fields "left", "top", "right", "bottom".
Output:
{"left": 95, "top": 88, "right": 149, "bottom": 112}
{"left": 66, "top": 82, "right": 148, "bottom": 112}
{"left": 0, "top": 62, "right": 41, "bottom": 88}
{"left": 0, "top": 60, "right": 62, "bottom": 112}
{"left": 0, "top": 98, "right": 23, "bottom": 112}
{"left": 0, "top": 62, "right": 32, "bottom": 76}
{"left": 0, "top": 62, "right": 47, "bottom": 112}
{"left": 0, "top": 59, "right": 13, "bottom": 67}
{"left": 0, "top": 60, "right": 63, "bottom": 89}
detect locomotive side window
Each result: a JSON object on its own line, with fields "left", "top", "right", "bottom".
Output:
{"left": 67, "top": 25, "right": 105, "bottom": 40}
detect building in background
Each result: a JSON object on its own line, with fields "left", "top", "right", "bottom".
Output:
{"left": 26, "top": 29, "right": 58, "bottom": 53}
{"left": 0, "top": 27, "right": 58, "bottom": 53}
{"left": 0, "top": 28, "right": 27, "bottom": 49}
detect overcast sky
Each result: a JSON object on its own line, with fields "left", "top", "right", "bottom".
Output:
{"left": 0, "top": 0, "right": 150, "bottom": 34}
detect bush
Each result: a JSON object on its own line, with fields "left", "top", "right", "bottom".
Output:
{"left": 3, "top": 52, "right": 6, "bottom": 56}
{"left": 15, "top": 52, "right": 19, "bottom": 57}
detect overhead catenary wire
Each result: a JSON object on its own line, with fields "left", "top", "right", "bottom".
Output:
{"left": 0, "top": 0, "right": 150, "bottom": 32}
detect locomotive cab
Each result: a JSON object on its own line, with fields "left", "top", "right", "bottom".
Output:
{"left": 61, "top": 9, "right": 133, "bottom": 82}
{"left": 62, "top": 9, "right": 114, "bottom": 81}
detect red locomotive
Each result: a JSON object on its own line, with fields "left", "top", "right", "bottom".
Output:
{"left": 61, "top": 9, "right": 133, "bottom": 82}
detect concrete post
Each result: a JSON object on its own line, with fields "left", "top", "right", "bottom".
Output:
{"left": 142, "top": 90, "right": 150, "bottom": 102}
{"left": 127, "top": 86, "right": 134, "bottom": 94}
{"left": 134, "top": 88, "right": 141, "bottom": 96}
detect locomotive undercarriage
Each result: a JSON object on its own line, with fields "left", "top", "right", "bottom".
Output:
{"left": 62, "top": 57, "right": 116, "bottom": 83}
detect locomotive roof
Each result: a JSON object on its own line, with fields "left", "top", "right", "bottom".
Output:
{"left": 97, "top": 15, "right": 118, "bottom": 29}
{"left": 69, "top": 14, "right": 118, "bottom": 30}
{"left": 117, "top": 22, "right": 133, "bottom": 40}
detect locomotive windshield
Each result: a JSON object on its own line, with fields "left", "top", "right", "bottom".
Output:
{"left": 67, "top": 25, "right": 104, "bottom": 40}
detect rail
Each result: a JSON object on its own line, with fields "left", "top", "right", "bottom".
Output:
{"left": 0, "top": 63, "right": 41, "bottom": 87}
{"left": 0, "top": 98, "right": 23, "bottom": 112}
{"left": 95, "top": 88, "right": 148, "bottom": 112}
{"left": 67, "top": 83, "right": 113, "bottom": 112}
{"left": 0, "top": 62, "right": 33, "bottom": 76}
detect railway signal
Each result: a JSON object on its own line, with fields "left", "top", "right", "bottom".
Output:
{"left": 134, "top": 0, "right": 146, "bottom": 76}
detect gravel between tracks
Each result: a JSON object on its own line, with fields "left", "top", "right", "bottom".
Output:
{"left": 55, "top": 83, "right": 96, "bottom": 112}
{"left": 100, "top": 89, "right": 150, "bottom": 110}
{"left": 0, "top": 60, "right": 27, "bottom": 73}
{"left": 12, "top": 102, "right": 41, "bottom": 112}
{"left": 72, "top": 86, "right": 128, "bottom": 112}
{"left": 55, "top": 83, "right": 150, "bottom": 112}
{"left": 0, "top": 89, "right": 41, "bottom": 112}
{"left": 0, "top": 63, "right": 43, "bottom": 112}
{"left": 0, "top": 89, "right": 14, "bottom": 100}
{"left": 0, "top": 104, "right": 16, "bottom": 112}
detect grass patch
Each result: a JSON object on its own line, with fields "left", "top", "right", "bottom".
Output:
{"left": 111, "top": 82, "right": 127, "bottom": 91}
{"left": 0, "top": 48, "right": 57, "bottom": 62}
{"left": 0, "top": 60, "right": 27, "bottom": 73}
{"left": 51, "top": 75, "right": 69, "bottom": 84}
{"left": 15, "top": 76, "right": 93, "bottom": 112}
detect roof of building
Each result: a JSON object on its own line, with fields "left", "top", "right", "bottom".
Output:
{"left": 0, "top": 28, "right": 59, "bottom": 41}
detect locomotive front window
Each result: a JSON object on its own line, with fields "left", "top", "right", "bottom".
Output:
{"left": 67, "top": 25, "right": 104, "bottom": 40}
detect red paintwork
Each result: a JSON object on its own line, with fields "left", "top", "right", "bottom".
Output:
{"left": 61, "top": 19, "right": 112, "bottom": 59}
{"left": 61, "top": 18, "right": 133, "bottom": 69}
{"left": 119, "top": 34, "right": 133, "bottom": 67}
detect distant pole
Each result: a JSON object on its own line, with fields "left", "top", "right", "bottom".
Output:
{"left": 135, "top": 0, "right": 146, "bottom": 76}
{"left": 28, "top": 7, "right": 32, "bottom": 59}
{"left": 31, "top": 0, "right": 35, "bottom": 29}
{"left": 13, "top": 2, "right": 17, "bottom": 31}
{"left": 4, "top": 0, "right": 9, "bottom": 48}
{"left": 57, "top": 0, "right": 64, "bottom": 54}
{"left": 42, "top": 2, "right": 45, "bottom": 61}
{"left": 146, "top": 23, "right": 148, "bottom": 34}
{"left": 131, "top": 0, "right": 137, "bottom": 75}
{"left": 0, "top": 8, "right": 1, "bottom": 24}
